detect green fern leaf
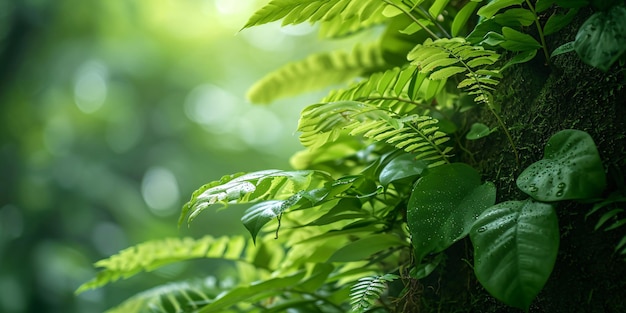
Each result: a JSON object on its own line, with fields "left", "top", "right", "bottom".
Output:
{"left": 298, "top": 101, "right": 452, "bottom": 166}
{"left": 179, "top": 170, "right": 333, "bottom": 227}
{"left": 318, "top": 4, "right": 387, "bottom": 38}
{"left": 242, "top": 0, "right": 386, "bottom": 29}
{"left": 76, "top": 236, "right": 256, "bottom": 294}
{"left": 322, "top": 65, "right": 444, "bottom": 114}
{"left": 350, "top": 274, "right": 399, "bottom": 312}
{"left": 408, "top": 38, "right": 501, "bottom": 108}
{"left": 105, "top": 279, "right": 222, "bottom": 313}
{"left": 247, "top": 43, "right": 387, "bottom": 104}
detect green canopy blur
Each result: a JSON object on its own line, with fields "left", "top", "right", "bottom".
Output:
{"left": 0, "top": 1, "right": 342, "bottom": 312}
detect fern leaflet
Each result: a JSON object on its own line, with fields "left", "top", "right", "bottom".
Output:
{"left": 408, "top": 38, "right": 520, "bottom": 162}
{"left": 105, "top": 279, "right": 221, "bottom": 313}
{"left": 350, "top": 274, "right": 399, "bottom": 312}
{"left": 76, "top": 235, "right": 267, "bottom": 293}
{"left": 318, "top": 5, "right": 387, "bottom": 38}
{"left": 298, "top": 101, "right": 452, "bottom": 167}
{"left": 247, "top": 43, "right": 387, "bottom": 104}
{"left": 408, "top": 37, "right": 501, "bottom": 108}
{"left": 242, "top": 0, "right": 386, "bottom": 29}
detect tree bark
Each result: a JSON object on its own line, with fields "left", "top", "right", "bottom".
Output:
{"left": 416, "top": 9, "right": 626, "bottom": 313}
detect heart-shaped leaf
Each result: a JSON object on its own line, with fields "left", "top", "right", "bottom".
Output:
{"left": 517, "top": 129, "right": 606, "bottom": 201}
{"left": 408, "top": 163, "right": 496, "bottom": 265}
{"left": 471, "top": 199, "right": 559, "bottom": 311}
{"left": 574, "top": 6, "right": 626, "bottom": 71}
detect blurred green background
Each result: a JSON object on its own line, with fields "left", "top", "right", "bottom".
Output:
{"left": 0, "top": 1, "right": 354, "bottom": 312}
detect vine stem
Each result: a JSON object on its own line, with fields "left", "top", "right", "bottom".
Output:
{"left": 487, "top": 105, "right": 519, "bottom": 166}
{"left": 380, "top": 0, "right": 440, "bottom": 40}
{"left": 525, "top": 0, "right": 550, "bottom": 65}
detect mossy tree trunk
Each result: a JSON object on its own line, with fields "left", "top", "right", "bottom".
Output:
{"left": 412, "top": 10, "right": 626, "bottom": 313}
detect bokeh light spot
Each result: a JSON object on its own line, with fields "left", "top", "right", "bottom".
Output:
{"left": 141, "top": 167, "right": 180, "bottom": 216}
{"left": 74, "top": 61, "right": 108, "bottom": 114}
{"left": 184, "top": 84, "right": 238, "bottom": 133}
{"left": 238, "top": 107, "right": 283, "bottom": 148}
{"left": 90, "top": 222, "right": 128, "bottom": 256}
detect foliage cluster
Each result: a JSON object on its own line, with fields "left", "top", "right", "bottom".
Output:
{"left": 78, "top": 1, "right": 626, "bottom": 312}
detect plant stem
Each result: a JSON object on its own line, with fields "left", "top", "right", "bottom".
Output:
{"left": 381, "top": 0, "right": 441, "bottom": 40}
{"left": 488, "top": 106, "right": 519, "bottom": 165}
{"left": 525, "top": 0, "right": 550, "bottom": 65}
{"left": 415, "top": 5, "right": 451, "bottom": 39}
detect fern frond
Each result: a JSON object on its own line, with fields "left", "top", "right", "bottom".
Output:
{"left": 408, "top": 37, "right": 521, "bottom": 163}
{"left": 298, "top": 101, "right": 452, "bottom": 167}
{"left": 179, "top": 170, "right": 333, "bottom": 227}
{"left": 323, "top": 65, "right": 445, "bottom": 114}
{"left": 318, "top": 4, "right": 387, "bottom": 38}
{"left": 76, "top": 236, "right": 259, "bottom": 293}
{"left": 105, "top": 279, "right": 221, "bottom": 313}
{"left": 350, "top": 274, "right": 399, "bottom": 312}
{"left": 247, "top": 43, "right": 387, "bottom": 104}
{"left": 242, "top": 0, "right": 386, "bottom": 29}
{"left": 408, "top": 37, "right": 501, "bottom": 109}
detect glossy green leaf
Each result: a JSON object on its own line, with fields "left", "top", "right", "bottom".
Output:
{"left": 477, "top": 0, "right": 525, "bottom": 19}
{"left": 328, "top": 234, "right": 407, "bottom": 262}
{"left": 241, "top": 200, "right": 286, "bottom": 243}
{"left": 407, "top": 163, "right": 496, "bottom": 265}
{"left": 500, "top": 27, "right": 542, "bottom": 51}
{"left": 466, "top": 123, "right": 492, "bottom": 140}
{"left": 481, "top": 31, "right": 506, "bottom": 46}
{"left": 574, "top": 6, "right": 626, "bottom": 71}
{"left": 535, "top": 0, "right": 556, "bottom": 12}
{"left": 379, "top": 153, "right": 428, "bottom": 185}
{"left": 179, "top": 170, "right": 332, "bottom": 227}
{"left": 429, "top": 0, "right": 451, "bottom": 17}
{"left": 550, "top": 41, "right": 575, "bottom": 58}
{"left": 543, "top": 8, "right": 579, "bottom": 36}
{"left": 493, "top": 8, "right": 535, "bottom": 27}
{"left": 452, "top": 1, "right": 480, "bottom": 36}
{"left": 501, "top": 49, "right": 538, "bottom": 71}
{"left": 467, "top": 19, "right": 502, "bottom": 44}
{"left": 517, "top": 129, "right": 606, "bottom": 201}
{"left": 471, "top": 199, "right": 559, "bottom": 311}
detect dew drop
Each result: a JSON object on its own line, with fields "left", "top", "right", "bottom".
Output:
{"left": 477, "top": 226, "right": 487, "bottom": 233}
{"left": 556, "top": 190, "right": 564, "bottom": 197}
{"left": 557, "top": 182, "right": 566, "bottom": 189}
{"left": 529, "top": 184, "right": 539, "bottom": 193}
